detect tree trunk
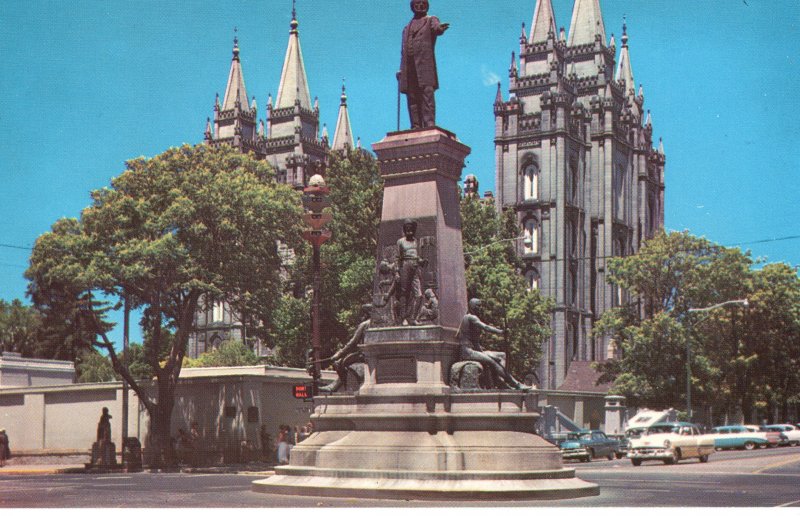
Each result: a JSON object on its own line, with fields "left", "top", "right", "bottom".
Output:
{"left": 148, "top": 400, "right": 176, "bottom": 469}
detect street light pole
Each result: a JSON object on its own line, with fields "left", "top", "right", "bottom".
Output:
{"left": 301, "top": 171, "right": 331, "bottom": 396}
{"left": 684, "top": 298, "right": 749, "bottom": 421}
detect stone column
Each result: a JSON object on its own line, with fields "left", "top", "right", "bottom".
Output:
{"left": 604, "top": 395, "right": 626, "bottom": 435}
{"left": 363, "top": 128, "right": 471, "bottom": 395}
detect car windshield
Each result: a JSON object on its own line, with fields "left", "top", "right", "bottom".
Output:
{"left": 626, "top": 428, "right": 644, "bottom": 438}
{"left": 567, "top": 432, "right": 591, "bottom": 440}
{"left": 646, "top": 426, "right": 679, "bottom": 435}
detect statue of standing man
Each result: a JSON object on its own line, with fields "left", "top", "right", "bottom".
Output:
{"left": 399, "top": 0, "right": 449, "bottom": 129}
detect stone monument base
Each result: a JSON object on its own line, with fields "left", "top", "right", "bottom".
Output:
{"left": 252, "top": 391, "right": 598, "bottom": 500}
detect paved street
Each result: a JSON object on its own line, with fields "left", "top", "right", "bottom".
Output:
{"left": 1, "top": 447, "right": 798, "bottom": 508}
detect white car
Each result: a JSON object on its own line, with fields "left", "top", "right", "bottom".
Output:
{"left": 628, "top": 422, "right": 715, "bottom": 466}
{"left": 763, "top": 424, "right": 800, "bottom": 447}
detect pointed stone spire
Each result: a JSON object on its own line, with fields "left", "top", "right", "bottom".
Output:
{"left": 214, "top": 92, "right": 220, "bottom": 111}
{"left": 222, "top": 32, "right": 250, "bottom": 111}
{"left": 356, "top": 137, "right": 362, "bottom": 150}
{"left": 495, "top": 82, "right": 504, "bottom": 105}
{"left": 275, "top": 6, "right": 313, "bottom": 110}
{"left": 609, "top": 33, "right": 615, "bottom": 48}
{"left": 520, "top": 22, "right": 527, "bottom": 45}
{"left": 258, "top": 119, "right": 265, "bottom": 137}
{"left": 204, "top": 117, "right": 213, "bottom": 140}
{"left": 321, "top": 123, "right": 329, "bottom": 142}
{"left": 509, "top": 51, "right": 518, "bottom": 77}
{"left": 615, "top": 19, "right": 635, "bottom": 99}
{"left": 658, "top": 137, "right": 664, "bottom": 154}
{"left": 638, "top": 84, "right": 644, "bottom": 98}
{"left": 529, "top": 0, "right": 557, "bottom": 44}
{"left": 645, "top": 110, "right": 652, "bottom": 126}
{"left": 332, "top": 81, "right": 355, "bottom": 151}
{"left": 560, "top": 26, "right": 566, "bottom": 42}
{"left": 251, "top": 96, "right": 257, "bottom": 112}
{"left": 567, "top": 0, "right": 607, "bottom": 47}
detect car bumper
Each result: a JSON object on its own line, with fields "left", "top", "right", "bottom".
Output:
{"left": 628, "top": 447, "right": 671, "bottom": 460}
{"left": 561, "top": 449, "right": 590, "bottom": 460}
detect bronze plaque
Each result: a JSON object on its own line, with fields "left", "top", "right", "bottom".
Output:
{"left": 377, "top": 356, "right": 417, "bottom": 384}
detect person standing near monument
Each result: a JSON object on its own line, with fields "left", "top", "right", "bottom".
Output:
{"left": 0, "top": 429, "right": 9, "bottom": 467}
{"left": 399, "top": 0, "right": 449, "bottom": 129}
{"left": 456, "top": 299, "right": 530, "bottom": 390}
{"left": 395, "top": 219, "right": 427, "bottom": 325}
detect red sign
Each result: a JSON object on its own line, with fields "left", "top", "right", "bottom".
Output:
{"left": 293, "top": 384, "right": 312, "bottom": 399}
{"left": 302, "top": 230, "right": 332, "bottom": 247}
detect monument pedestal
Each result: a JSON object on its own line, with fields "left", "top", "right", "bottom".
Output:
{"left": 253, "top": 128, "right": 597, "bottom": 499}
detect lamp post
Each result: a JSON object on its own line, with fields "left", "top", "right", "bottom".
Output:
{"left": 301, "top": 171, "right": 331, "bottom": 396}
{"left": 684, "top": 298, "right": 749, "bottom": 421}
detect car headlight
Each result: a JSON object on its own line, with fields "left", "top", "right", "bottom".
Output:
{"left": 663, "top": 439, "right": 671, "bottom": 448}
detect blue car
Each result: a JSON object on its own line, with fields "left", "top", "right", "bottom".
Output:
{"left": 710, "top": 425, "right": 771, "bottom": 450}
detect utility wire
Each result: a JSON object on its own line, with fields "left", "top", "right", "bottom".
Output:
{"left": 0, "top": 243, "right": 33, "bottom": 251}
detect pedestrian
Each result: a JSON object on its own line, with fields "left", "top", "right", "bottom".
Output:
{"left": 0, "top": 429, "right": 10, "bottom": 467}
{"left": 276, "top": 425, "right": 291, "bottom": 465}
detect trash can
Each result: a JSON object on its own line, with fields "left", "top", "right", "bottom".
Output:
{"left": 123, "top": 437, "right": 143, "bottom": 472}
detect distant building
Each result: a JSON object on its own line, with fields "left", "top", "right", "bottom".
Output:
{"left": 493, "top": 0, "right": 665, "bottom": 389}
{"left": 0, "top": 352, "right": 74, "bottom": 388}
{"left": 190, "top": 7, "right": 356, "bottom": 359}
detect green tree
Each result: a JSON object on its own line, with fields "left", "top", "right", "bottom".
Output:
{"left": 75, "top": 349, "right": 117, "bottom": 383}
{"left": 281, "top": 148, "right": 382, "bottom": 363}
{"left": 593, "top": 230, "right": 780, "bottom": 421}
{"left": 26, "top": 144, "right": 302, "bottom": 466}
{"left": 183, "top": 340, "right": 260, "bottom": 368}
{"left": 461, "top": 197, "right": 553, "bottom": 380}
{"left": 0, "top": 299, "right": 42, "bottom": 356}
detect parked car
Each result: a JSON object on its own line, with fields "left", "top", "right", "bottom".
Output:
{"left": 558, "top": 430, "right": 620, "bottom": 462}
{"left": 710, "top": 425, "right": 775, "bottom": 450}
{"left": 762, "top": 424, "right": 800, "bottom": 447}
{"left": 745, "top": 425, "right": 781, "bottom": 448}
{"left": 616, "top": 426, "right": 647, "bottom": 459}
{"left": 627, "top": 422, "right": 714, "bottom": 466}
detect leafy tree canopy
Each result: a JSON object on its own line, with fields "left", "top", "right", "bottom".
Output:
{"left": 25, "top": 144, "right": 302, "bottom": 466}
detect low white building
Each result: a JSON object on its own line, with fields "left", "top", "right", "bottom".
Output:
{"left": 0, "top": 358, "right": 329, "bottom": 459}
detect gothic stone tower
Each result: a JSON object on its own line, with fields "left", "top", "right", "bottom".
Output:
{"left": 191, "top": 9, "right": 338, "bottom": 358}
{"left": 494, "top": 0, "right": 665, "bottom": 389}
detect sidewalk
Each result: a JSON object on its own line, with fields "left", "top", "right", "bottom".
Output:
{"left": 0, "top": 461, "right": 277, "bottom": 476}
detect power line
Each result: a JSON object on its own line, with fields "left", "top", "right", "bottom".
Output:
{"left": 0, "top": 243, "right": 33, "bottom": 251}
{"left": 727, "top": 235, "right": 800, "bottom": 247}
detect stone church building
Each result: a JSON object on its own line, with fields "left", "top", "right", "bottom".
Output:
{"left": 189, "top": 7, "right": 356, "bottom": 358}
{"left": 493, "top": 0, "right": 665, "bottom": 389}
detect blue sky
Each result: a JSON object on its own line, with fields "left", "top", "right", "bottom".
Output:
{"left": 1, "top": 0, "right": 798, "bottom": 347}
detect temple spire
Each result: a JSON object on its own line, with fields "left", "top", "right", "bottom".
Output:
{"left": 567, "top": 0, "right": 607, "bottom": 47}
{"left": 615, "top": 18, "right": 635, "bottom": 100}
{"left": 529, "top": 0, "right": 557, "bottom": 44}
{"left": 275, "top": 5, "right": 312, "bottom": 110}
{"left": 332, "top": 81, "right": 355, "bottom": 151}
{"left": 222, "top": 32, "right": 250, "bottom": 111}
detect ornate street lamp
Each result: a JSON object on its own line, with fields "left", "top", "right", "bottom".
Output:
{"left": 301, "top": 170, "right": 332, "bottom": 395}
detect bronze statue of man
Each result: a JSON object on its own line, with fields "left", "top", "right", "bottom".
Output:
{"left": 399, "top": 0, "right": 449, "bottom": 129}
{"left": 395, "top": 219, "right": 426, "bottom": 325}
{"left": 455, "top": 299, "right": 530, "bottom": 390}
{"left": 319, "top": 305, "right": 371, "bottom": 393}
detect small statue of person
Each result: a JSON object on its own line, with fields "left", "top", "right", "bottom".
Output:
{"left": 96, "top": 407, "right": 112, "bottom": 442}
{"left": 399, "top": 0, "right": 449, "bottom": 129}
{"left": 455, "top": 299, "right": 530, "bottom": 390}
{"left": 395, "top": 219, "right": 427, "bottom": 325}
{"left": 415, "top": 288, "right": 439, "bottom": 324}
{"left": 319, "top": 304, "right": 372, "bottom": 393}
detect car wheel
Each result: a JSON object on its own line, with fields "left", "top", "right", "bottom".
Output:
{"left": 744, "top": 441, "right": 756, "bottom": 451}
{"left": 580, "top": 457, "right": 589, "bottom": 463}
{"left": 792, "top": 441, "right": 799, "bottom": 447}
{"left": 588, "top": 449, "right": 595, "bottom": 461}
{"left": 607, "top": 451, "right": 614, "bottom": 461}
{"left": 615, "top": 452, "right": 624, "bottom": 459}
{"left": 699, "top": 454, "right": 709, "bottom": 463}
{"left": 631, "top": 458, "right": 642, "bottom": 467}
{"left": 664, "top": 449, "right": 679, "bottom": 465}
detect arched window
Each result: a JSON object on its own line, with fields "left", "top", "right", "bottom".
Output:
{"left": 525, "top": 269, "right": 540, "bottom": 291}
{"left": 613, "top": 164, "right": 625, "bottom": 218}
{"left": 212, "top": 300, "right": 225, "bottom": 323}
{"left": 523, "top": 218, "right": 539, "bottom": 254}
{"left": 523, "top": 162, "right": 539, "bottom": 200}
